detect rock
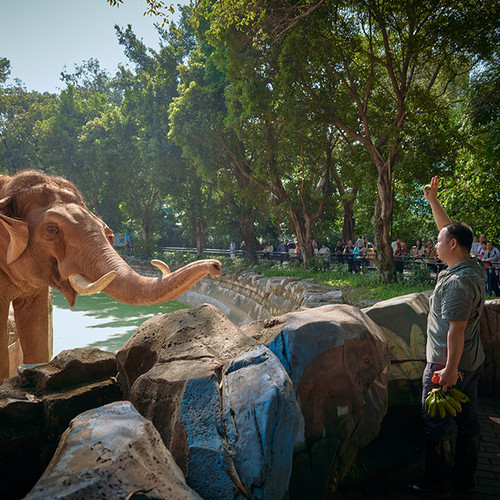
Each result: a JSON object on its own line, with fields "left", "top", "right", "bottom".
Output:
{"left": 0, "top": 347, "right": 121, "bottom": 499}
{"left": 362, "top": 292, "right": 430, "bottom": 406}
{"left": 25, "top": 401, "right": 201, "bottom": 500}
{"left": 117, "top": 304, "right": 300, "bottom": 500}
{"left": 479, "top": 300, "right": 500, "bottom": 395}
{"left": 241, "top": 304, "right": 389, "bottom": 498}
{"left": 17, "top": 347, "right": 118, "bottom": 394}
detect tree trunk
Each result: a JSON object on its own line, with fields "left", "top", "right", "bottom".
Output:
{"left": 239, "top": 214, "right": 258, "bottom": 262}
{"left": 373, "top": 155, "right": 395, "bottom": 281}
{"left": 195, "top": 219, "right": 206, "bottom": 257}
{"left": 289, "top": 208, "right": 314, "bottom": 265}
{"left": 342, "top": 197, "right": 356, "bottom": 244}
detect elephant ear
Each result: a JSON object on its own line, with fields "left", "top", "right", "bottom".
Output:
{"left": 0, "top": 213, "right": 29, "bottom": 264}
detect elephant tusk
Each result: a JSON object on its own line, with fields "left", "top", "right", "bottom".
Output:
{"left": 69, "top": 271, "right": 118, "bottom": 295}
{"left": 151, "top": 259, "right": 171, "bottom": 276}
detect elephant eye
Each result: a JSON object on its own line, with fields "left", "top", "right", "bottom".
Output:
{"left": 46, "top": 224, "right": 59, "bottom": 237}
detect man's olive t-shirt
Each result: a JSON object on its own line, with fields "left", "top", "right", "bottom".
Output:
{"left": 426, "top": 258, "right": 486, "bottom": 371}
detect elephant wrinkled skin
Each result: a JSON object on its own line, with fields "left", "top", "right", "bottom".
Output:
{"left": 0, "top": 170, "right": 222, "bottom": 381}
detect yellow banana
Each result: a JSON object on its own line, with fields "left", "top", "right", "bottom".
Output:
{"left": 448, "top": 388, "right": 469, "bottom": 403}
{"left": 425, "top": 394, "right": 431, "bottom": 412}
{"left": 445, "top": 394, "right": 462, "bottom": 413}
{"left": 425, "top": 391, "right": 434, "bottom": 412}
{"left": 428, "top": 393, "right": 437, "bottom": 418}
{"left": 441, "top": 395, "right": 457, "bottom": 417}
{"left": 436, "top": 392, "right": 446, "bottom": 418}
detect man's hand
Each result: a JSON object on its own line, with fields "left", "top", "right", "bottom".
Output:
{"left": 434, "top": 366, "right": 459, "bottom": 391}
{"left": 423, "top": 175, "right": 452, "bottom": 231}
{"left": 422, "top": 175, "right": 439, "bottom": 203}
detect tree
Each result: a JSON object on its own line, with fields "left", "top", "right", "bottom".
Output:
{"left": 0, "top": 63, "right": 57, "bottom": 175}
{"left": 441, "top": 50, "right": 500, "bottom": 243}
{"left": 169, "top": 38, "right": 263, "bottom": 261}
{"left": 206, "top": 0, "right": 499, "bottom": 279}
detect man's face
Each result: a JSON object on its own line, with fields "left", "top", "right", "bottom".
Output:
{"left": 487, "top": 242, "right": 494, "bottom": 252}
{"left": 436, "top": 228, "right": 453, "bottom": 264}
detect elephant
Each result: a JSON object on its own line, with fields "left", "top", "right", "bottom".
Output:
{"left": 0, "top": 170, "right": 222, "bottom": 382}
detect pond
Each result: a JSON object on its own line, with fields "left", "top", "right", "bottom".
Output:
{"left": 52, "top": 290, "right": 190, "bottom": 357}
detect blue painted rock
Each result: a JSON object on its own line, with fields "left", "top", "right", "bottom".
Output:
{"left": 25, "top": 401, "right": 201, "bottom": 499}
{"left": 241, "top": 304, "right": 389, "bottom": 498}
{"left": 116, "top": 304, "right": 300, "bottom": 500}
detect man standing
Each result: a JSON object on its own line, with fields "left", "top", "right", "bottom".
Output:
{"left": 482, "top": 241, "right": 500, "bottom": 296}
{"left": 410, "top": 176, "right": 486, "bottom": 497}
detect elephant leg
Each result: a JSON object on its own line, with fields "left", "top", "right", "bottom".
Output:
{"left": 0, "top": 301, "right": 10, "bottom": 382}
{"left": 13, "top": 287, "right": 52, "bottom": 364}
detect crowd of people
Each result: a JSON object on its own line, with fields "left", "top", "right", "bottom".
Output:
{"left": 228, "top": 232, "right": 500, "bottom": 296}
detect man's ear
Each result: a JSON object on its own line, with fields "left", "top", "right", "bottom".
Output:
{"left": 0, "top": 213, "right": 29, "bottom": 264}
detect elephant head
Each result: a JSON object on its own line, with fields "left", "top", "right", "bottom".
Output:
{"left": 0, "top": 170, "right": 222, "bottom": 308}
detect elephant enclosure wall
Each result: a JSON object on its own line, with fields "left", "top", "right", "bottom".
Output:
{"left": 1, "top": 263, "right": 499, "bottom": 499}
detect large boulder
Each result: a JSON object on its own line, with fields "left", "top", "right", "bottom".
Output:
{"left": 0, "top": 348, "right": 121, "bottom": 499}
{"left": 116, "top": 304, "right": 300, "bottom": 500}
{"left": 362, "top": 292, "right": 430, "bottom": 406}
{"left": 240, "top": 304, "right": 389, "bottom": 499}
{"left": 25, "top": 401, "right": 201, "bottom": 500}
{"left": 480, "top": 300, "right": 500, "bottom": 395}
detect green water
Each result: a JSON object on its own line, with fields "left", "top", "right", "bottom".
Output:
{"left": 52, "top": 290, "right": 190, "bottom": 356}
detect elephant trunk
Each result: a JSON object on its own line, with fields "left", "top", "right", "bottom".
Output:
{"left": 63, "top": 245, "right": 222, "bottom": 306}
{"left": 102, "top": 258, "right": 222, "bottom": 305}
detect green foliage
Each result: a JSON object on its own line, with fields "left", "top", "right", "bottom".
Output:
{"left": 440, "top": 50, "right": 500, "bottom": 242}
{"left": 1, "top": 2, "right": 498, "bottom": 259}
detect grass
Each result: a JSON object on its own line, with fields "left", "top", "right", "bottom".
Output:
{"left": 208, "top": 257, "right": 434, "bottom": 307}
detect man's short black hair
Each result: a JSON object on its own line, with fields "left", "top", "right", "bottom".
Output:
{"left": 443, "top": 222, "right": 473, "bottom": 250}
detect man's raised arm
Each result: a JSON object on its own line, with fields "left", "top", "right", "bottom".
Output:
{"left": 422, "top": 176, "right": 453, "bottom": 231}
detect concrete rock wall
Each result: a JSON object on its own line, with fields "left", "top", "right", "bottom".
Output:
{"left": 177, "top": 270, "right": 344, "bottom": 324}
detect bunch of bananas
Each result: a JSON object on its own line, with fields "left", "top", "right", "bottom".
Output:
{"left": 425, "top": 387, "right": 470, "bottom": 418}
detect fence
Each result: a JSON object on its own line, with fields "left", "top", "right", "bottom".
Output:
{"left": 158, "top": 246, "right": 449, "bottom": 273}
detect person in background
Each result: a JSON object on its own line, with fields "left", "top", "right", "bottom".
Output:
{"left": 470, "top": 235, "right": 482, "bottom": 256}
{"left": 355, "top": 235, "right": 365, "bottom": 251}
{"left": 334, "top": 240, "right": 344, "bottom": 263}
{"left": 262, "top": 241, "right": 274, "bottom": 259}
{"left": 318, "top": 243, "right": 330, "bottom": 269}
{"left": 411, "top": 239, "right": 426, "bottom": 261}
{"left": 343, "top": 239, "right": 355, "bottom": 270}
{"left": 425, "top": 239, "right": 438, "bottom": 272}
{"left": 277, "top": 241, "right": 287, "bottom": 263}
{"left": 392, "top": 236, "right": 405, "bottom": 273}
{"left": 312, "top": 239, "right": 318, "bottom": 255}
{"left": 295, "top": 242, "right": 302, "bottom": 263}
{"left": 409, "top": 176, "right": 486, "bottom": 497}
{"left": 229, "top": 240, "right": 236, "bottom": 258}
{"left": 350, "top": 244, "right": 362, "bottom": 273}
{"left": 482, "top": 241, "right": 500, "bottom": 296}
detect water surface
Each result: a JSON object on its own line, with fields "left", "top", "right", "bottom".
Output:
{"left": 52, "top": 290, "right": 189, "bottom": 356}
